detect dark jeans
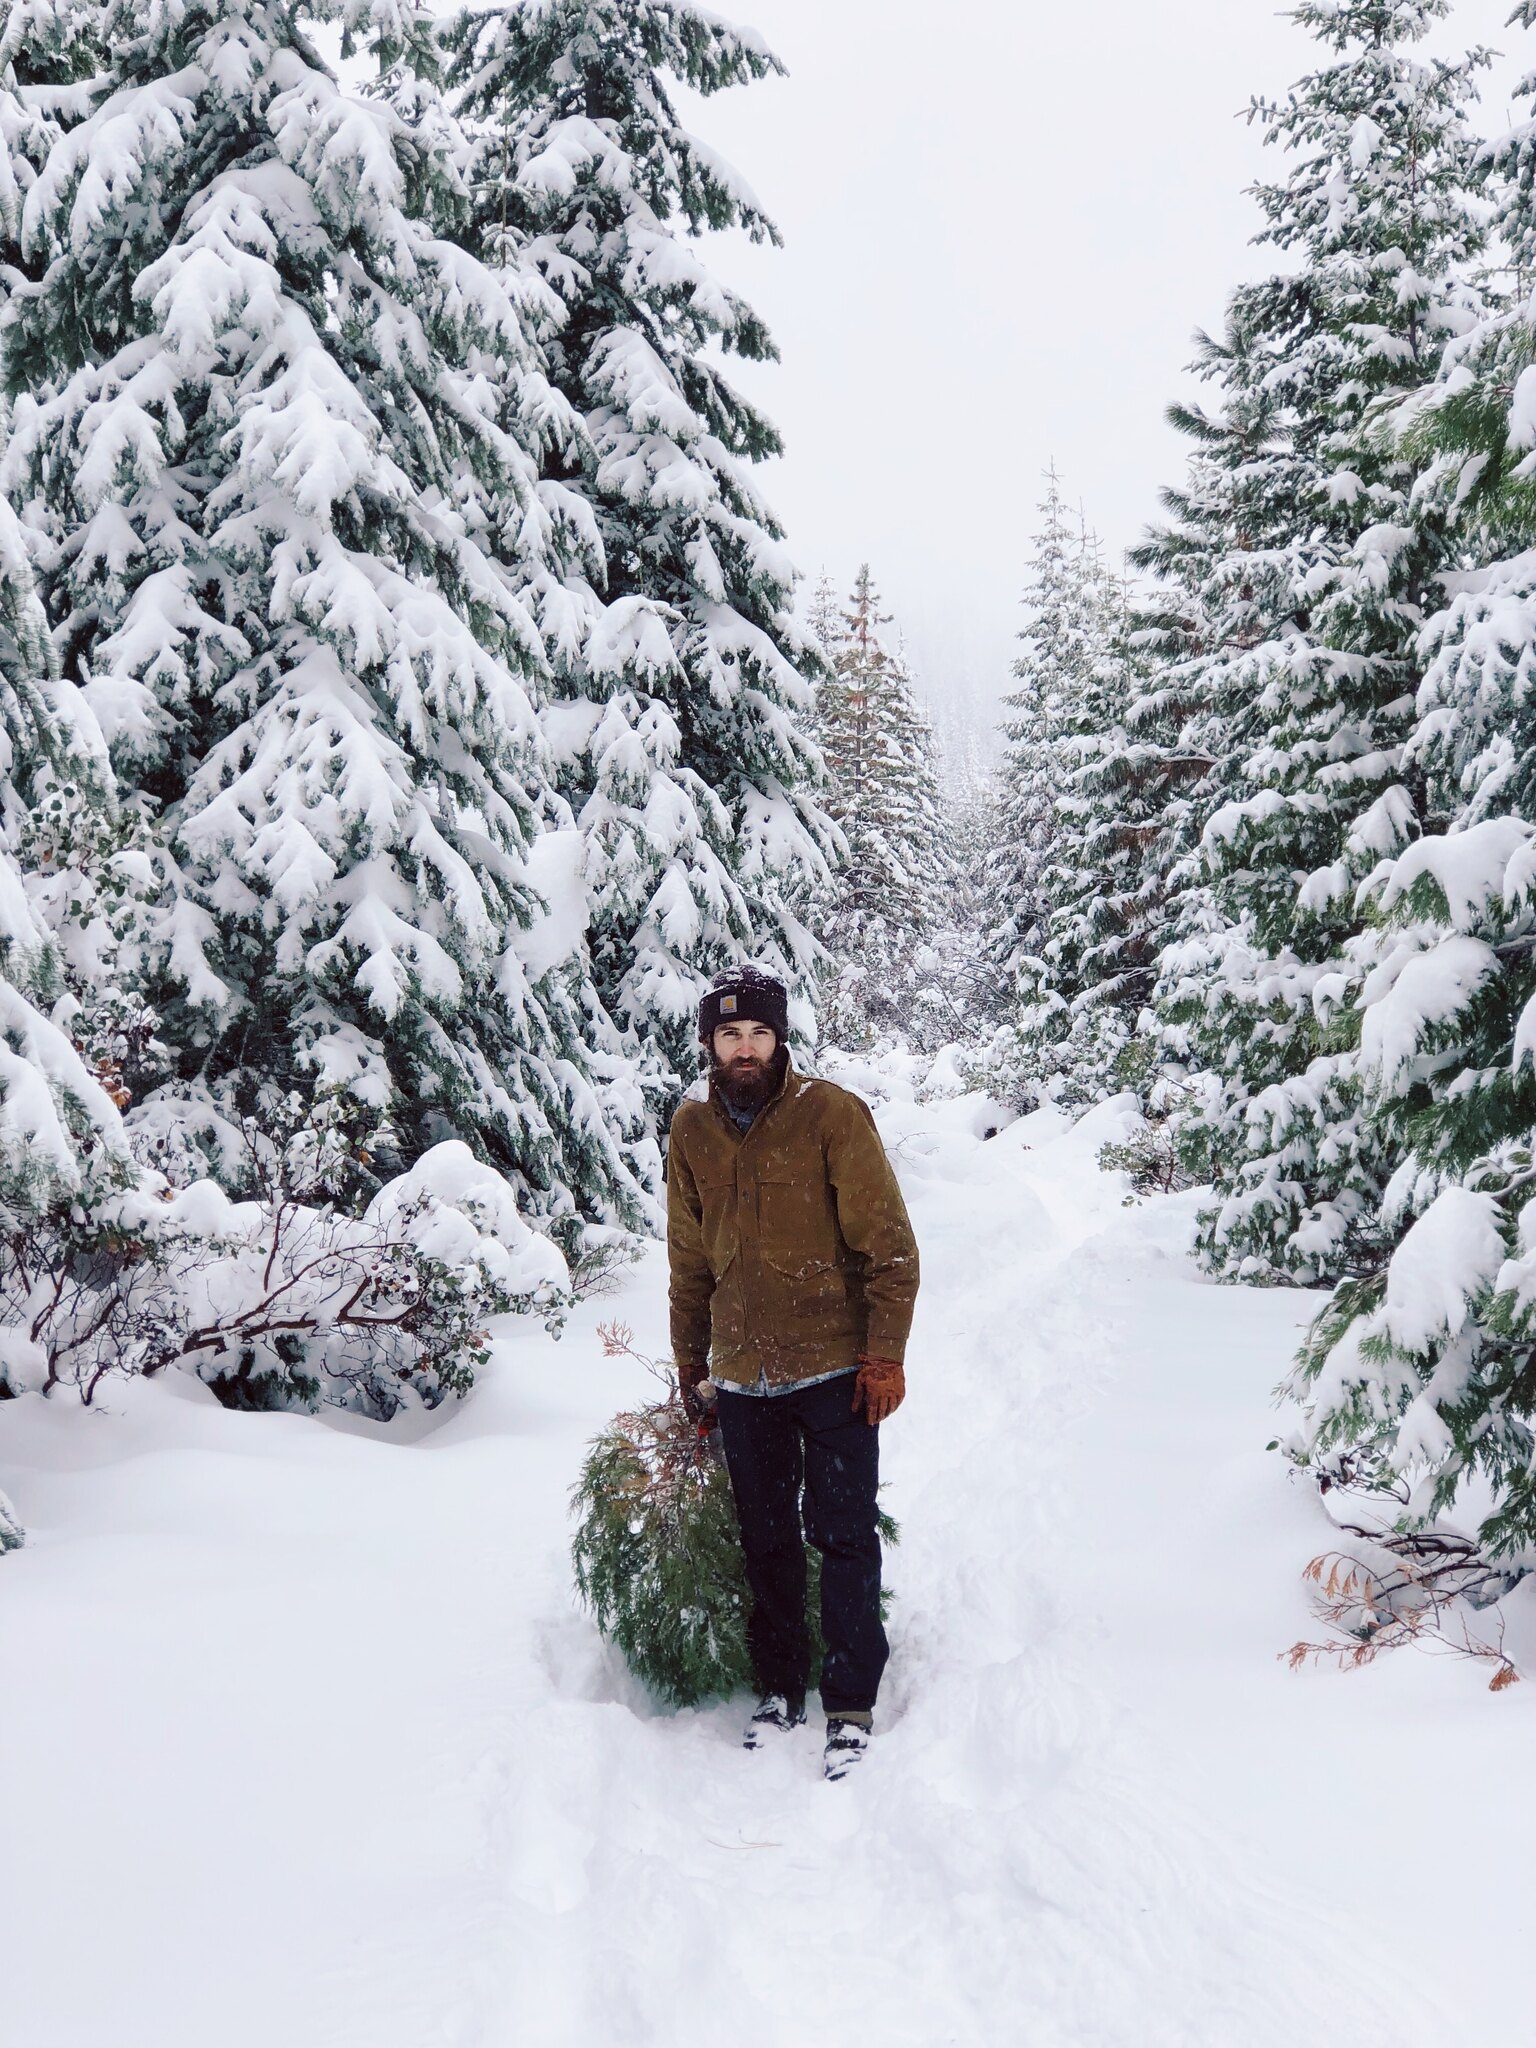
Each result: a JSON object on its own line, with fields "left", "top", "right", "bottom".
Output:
{"left": 716, "top": 1372, "right": 889, "bottom": 1717}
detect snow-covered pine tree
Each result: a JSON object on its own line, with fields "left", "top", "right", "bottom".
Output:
{"left": 1127, "top": 326, "right": 1297, "bottom": 893}
{"left": 1287, "top": 16, "right": 1536, "bottom": 1560}
{"left": 985, "top": 470, "right": 1088, "bottom": 997}
{"left": 806, "top": 569, "right": 845, "bottom": 673}
{"left": 983, "top": 473, "right": 1158, "bottom": 1104}
{"left": 0, "top": 488, "right": 130, "bottom": 1227}
{"left": 909, "top": 723, "right": 1009, "bottom": 1060}
{"left": 811, "top": 564, "right": 948, "bottom": 1049}
{"left": 1141, "top": 0, "right": 1488, "bottom": 1283}
{"left": 0, "top": 33, "right": 167, "bottom": 1434}
{"left": 448, "top": 0, "right": 835, "bottom": 1086}
{"left": 5, "top": 0, "right": 649, "bottom": 1231}
{"left": 1282, "top": 555, "right": 1536, "bottom": 1556}
{"left": 1132, "top": 317, "right": 1340, "bottom": 1158}
{"left": 1020, "top": 548, "right": 1161, "bottom": 1104}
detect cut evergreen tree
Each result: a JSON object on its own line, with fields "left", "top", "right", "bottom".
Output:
{"left": 5, "top": 0, "right": 649, "bottom": 1232}
{"left": 448, "top": 0, "right": 835, "bottom": 1088}
{"left": 1137, "top": 0, "right": 1489, "bottom": 1283}
{"left": 811, "top": 564, "right": 948, "bottom": 1049}
{"left": 572, "top": 1378, "right": 757, "bottom": 1707}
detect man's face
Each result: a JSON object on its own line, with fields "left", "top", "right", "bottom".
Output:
{"left": 711, "top": 1020, "right": 778, "bottom": 1071}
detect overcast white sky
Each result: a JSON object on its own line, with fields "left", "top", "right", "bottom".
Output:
{"left": 674, "top": 0, "right": 1531, "bottom": 756}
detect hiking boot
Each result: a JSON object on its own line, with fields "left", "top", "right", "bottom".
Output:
{"left": 742, "top": 1691, "right": 806, "bottom": 1748}
{"left": 823, "top": 1717, "right": 871, "bottom": 1780}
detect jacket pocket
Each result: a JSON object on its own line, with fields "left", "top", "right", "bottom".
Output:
{"left": 758, "top": 1176, "right": 838, "bottom": 1269}
{"left": 758, "top": 1177, "right": 850, "bottom": 1328}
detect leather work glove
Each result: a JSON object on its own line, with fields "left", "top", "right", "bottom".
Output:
{"left": 677, "top": 1357, "right": 712, "bottom": 1425}
{"left": 852, "top": 1354, "right": 905, "bottom": 1425}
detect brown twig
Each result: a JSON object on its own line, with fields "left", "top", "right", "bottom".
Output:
{"left": 1283, "top": 1542, "right": 1521, "bottom": 1692}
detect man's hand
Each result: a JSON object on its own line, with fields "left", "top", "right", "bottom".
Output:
{"left": 852, "top": 1354, "right": 905, "bottom": 1425}
{"left": 677, "top": 1357, "right": 712, "bottom": 1424}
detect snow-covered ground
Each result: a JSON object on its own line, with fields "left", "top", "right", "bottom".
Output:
{"left": 5, "top": 1076, "right": 1533, "bottom": 2047}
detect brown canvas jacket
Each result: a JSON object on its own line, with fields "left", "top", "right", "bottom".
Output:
{"left": 667, "top": 1056, "right": 920, "bottom": 1390}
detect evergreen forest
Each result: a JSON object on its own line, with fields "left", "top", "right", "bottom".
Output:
{"left": 4, "top": 0, "right": 1536, "bottom": 1654}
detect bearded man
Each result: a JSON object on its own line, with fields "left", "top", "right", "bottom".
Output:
{"left": 666, "top": 966, "right": 920, "bottom": 1780}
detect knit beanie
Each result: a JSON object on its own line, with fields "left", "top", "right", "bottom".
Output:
{"left": 697, "top": 965, "right": 789, "bottom": 1047}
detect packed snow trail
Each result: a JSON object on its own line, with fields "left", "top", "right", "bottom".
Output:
{"left": 4, "top": 1081, "right": 1532, "bottom": 2047}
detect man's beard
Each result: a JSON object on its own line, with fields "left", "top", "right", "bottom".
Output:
{"left": 714, "top": 1043, "right": 787, "bottom": 1115}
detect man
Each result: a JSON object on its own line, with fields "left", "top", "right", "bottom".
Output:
{"left": 666, "top": 965, "right": 919, "bottom": 1780}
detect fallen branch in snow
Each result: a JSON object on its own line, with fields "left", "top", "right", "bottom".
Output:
{"left": 1283, "top": 1533, "right": 1521, "bottom": 1692}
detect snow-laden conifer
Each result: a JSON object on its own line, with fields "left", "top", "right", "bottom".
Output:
{"left": 1133, "top": 319, "right": 1362, "bottom": 1224}
{"left": 448, "top": 0, "right": 834, "bottom": 1083}
{"left": 811, "top": 565, "right": 947, "bottom": 1048}
{"left": 0, "top": 491, "right": 585, "bottom": 1423}
{"left": 1288, "top": 569, "right": 1536, "bottom": 1559}
{"left": 1287, "top": 27, "right": 1536, "bottom": 1559}
{"left": 986, "top": 472, "right": 1091, "bottom": 992}
{"left": 984, "top": 475, "right": 1161, "bottom": 1103}
{"left": 5, "top": 0, "right": 649, "bottom": 1230}
{"left": 0, "top": 489, "right": 128, "bottom": 1213}
{"left": 1128, "top": 320, "right": 1307, "bottom": 936}
{"left": 911, "top": 731, "right": 1009, "bottom": 1060}
{"left": 1140, "top": 0, "right": 1488, "bottom": 1282}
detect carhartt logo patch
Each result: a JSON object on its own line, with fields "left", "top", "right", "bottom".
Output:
{"left": 721, "top": 993, "right": 738, "bottom": 1014}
